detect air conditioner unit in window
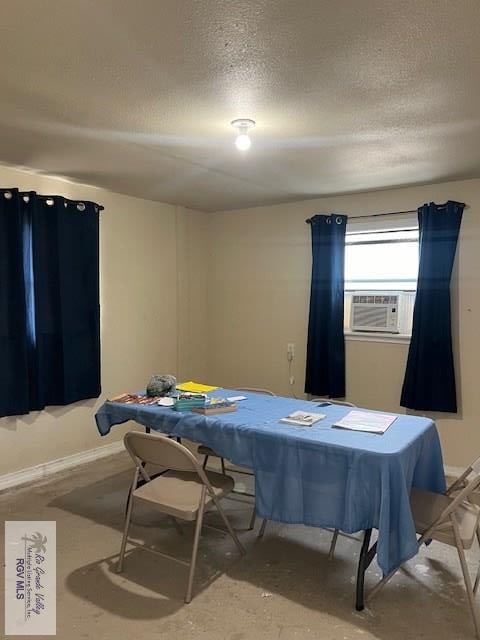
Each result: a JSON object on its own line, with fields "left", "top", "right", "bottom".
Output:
{"left": 350, "top": 292, "right": 404, "bottom": 333}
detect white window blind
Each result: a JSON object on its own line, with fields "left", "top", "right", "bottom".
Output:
{"left": 343, "top": 214, "right": 419, "bottom": 336}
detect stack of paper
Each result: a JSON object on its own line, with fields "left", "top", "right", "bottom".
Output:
{"left": 333, "top": 410, "right": 397, "bottom": 434}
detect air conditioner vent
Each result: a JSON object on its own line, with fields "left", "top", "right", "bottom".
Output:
{"left": 350, "top": 291, "right": 403, "bottom": 333}
{"left": 352, "top": 305, "right": 389, "bottom": 328}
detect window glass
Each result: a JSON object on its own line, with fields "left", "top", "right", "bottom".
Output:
{"left": 344, "top": 227, "right": 419, "bottom": 335}
{"left": 345, "top": 229, "right": 419, "bottom": 291}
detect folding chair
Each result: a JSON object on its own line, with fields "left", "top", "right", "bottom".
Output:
{"left": 445, "top": 461, "right": 480, "bottom": 594}
{"left": 117, "top": 431, "right": 245, "bottom": 603}
{"left": 367, "top": 456, "right": 480, "bottom": 639}
{"left": 197, "top": 388, "right": 276, "bottom": 531}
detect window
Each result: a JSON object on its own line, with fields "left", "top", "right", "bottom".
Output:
{"left": 344, "top": 227, "right": 419, "bottom": 337}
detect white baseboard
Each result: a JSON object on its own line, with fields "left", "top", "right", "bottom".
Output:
{"left": 444, "top": 464, "right": 464, "bottom": 479}
{"left": 0, "top": 440, "right": 124, "bottom": 493}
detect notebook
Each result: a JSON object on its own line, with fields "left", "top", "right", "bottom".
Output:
{"left": 279, "top": 411, "right": 326, "bottom": 426}
{"left": 333, "top": 410, "right": 397, "bottom": 434}
{"left": 176, "top": 381, "right": 219, "bottom": 393}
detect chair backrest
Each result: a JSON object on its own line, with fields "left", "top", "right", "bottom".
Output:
{"left": 425, "top": 469, "right": 480, "bottom": 540}
{"left": 124, "top": 431, "right": 201, "bottom": 474}
{"left": 446, "top": 455, "right": 480, "bottom": 496}
{"left": 234, "top": 387, "right": 276, "bottom": 396}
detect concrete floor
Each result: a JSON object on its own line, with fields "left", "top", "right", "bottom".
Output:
{"left": 0, "top": 450, "right": 477, "bottom": 640}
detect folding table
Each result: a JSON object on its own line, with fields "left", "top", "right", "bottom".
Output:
{"left": 95, "top": 388, "right": 446, "bottom": 609}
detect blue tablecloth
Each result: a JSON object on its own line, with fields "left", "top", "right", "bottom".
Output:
{"left": 95, "top": 389, "right": 445, "bottom": 574}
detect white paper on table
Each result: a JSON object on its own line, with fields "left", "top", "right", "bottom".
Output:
{"left": 333, "top": 410, "right": 397, "bottom": 434}
{"left": 157, "top": 397, "right": 175, "bottom": 407}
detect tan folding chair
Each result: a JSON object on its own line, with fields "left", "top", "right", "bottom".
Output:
{"left": 197, "top": 388, "right": 276, "bottom": 531}
{"left": 445, "top": 461, "right": 480, "bottom": 595}
{"left": 117, "top": 431, "right": 245, "bottom": 603}
{"left": 367, "top": 456, "right": 480, "bottom": 639}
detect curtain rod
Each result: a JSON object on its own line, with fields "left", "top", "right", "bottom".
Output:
{"left": 305, "top": 204, "right": 468, "bottom": 224}
{"left": 1, "top": 189, "right": 104, "bottom": 212}
{"left": 36, "top": 194, "right": 105, "bottom": 212}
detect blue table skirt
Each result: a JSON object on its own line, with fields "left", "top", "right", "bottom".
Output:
{"left": 95, "top": 390, "right": 445, "bottom": 574}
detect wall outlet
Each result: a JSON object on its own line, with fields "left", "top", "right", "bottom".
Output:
{"left": 287, "top": 343, "right": 295, "bottom": 361}
{"left": 289, "top": 375, "right": 295, "bottom": 385}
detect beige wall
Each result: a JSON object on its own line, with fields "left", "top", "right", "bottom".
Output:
{"left": 1, "top": 167, "right": 478, "bottom": 475}
{"left": 175, "top": 206, "right": 208, "bottom": 381}
{"left": 207, "top": 179, "right": 480, "bottom": 468}
{"left": 0, "top": 165, "right": 208, "bottom": 475}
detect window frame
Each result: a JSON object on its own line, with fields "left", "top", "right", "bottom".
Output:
{"left": 343, "top": 214, "right": 419, "bottom": 343}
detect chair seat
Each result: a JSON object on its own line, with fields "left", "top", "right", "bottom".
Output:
{"left": 198, "top": 445, "right": 220, "bottom": 457}
{"left": 133, "top": 470, "right": 234, "bottom": 521}
{"left": 411, "top": 488, "right": 480, "bottom": 549}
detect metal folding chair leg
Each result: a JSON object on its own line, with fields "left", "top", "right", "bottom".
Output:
{"left": 185, "top": 488, "right": 207, "bottom": 604}
{"left": 203, "top": 454, "right": 227, "bottom": 476}
{"left": 248, "top": 506, "right": 257, "bottom": 531}
{"left": 211, "top": 494, "right": 246, "bottom": 555}
{"left": 366, "top": 563, "right": 399, "bottom": 603}
{"left": 453, "top": 520, "right": 480, "bottom": 639}
{"left": 170, "top": 516, "right": 184, "bottom": 535}
{"left": 117, "top": 482, "right": 135, "bottom": 573}
{"left": 474, "top": 528, "right": 480, "bottom": 595}
{"left": 258, "top": 518, "right": 268, "bottom": 538}
{"left": 328, "top": 529, "right": 339, "bottom": 559}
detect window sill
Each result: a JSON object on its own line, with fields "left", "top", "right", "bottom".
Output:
{"left": 345, "top": 331, "right": 411, "bottom": 345}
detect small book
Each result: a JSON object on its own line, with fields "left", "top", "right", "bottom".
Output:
{"left": 176, "top": 381, "right": 219, "bottom": 393}
{"left": 333, "top": 410, "right": 397, "bottom": 434}
{"left": 279, "top": 411, "right": 326, "bottom": 426}
{"left": 192, "top": 404, "right": 237, "bottom": 416}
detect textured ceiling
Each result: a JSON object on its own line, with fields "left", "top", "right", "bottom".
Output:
{"left": 1, "top": 1, "right": 480, "bottom": 211}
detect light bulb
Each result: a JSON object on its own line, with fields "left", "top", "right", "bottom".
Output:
{"left": 235, "top": 133, "right": 251, "bottom": 151}
{"left": 231, "top": 119, "right": 255, "bottom": 151}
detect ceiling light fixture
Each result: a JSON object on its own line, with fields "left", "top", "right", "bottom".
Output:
{"left": 231, "top": 119, "right": 255, "bottom": 151}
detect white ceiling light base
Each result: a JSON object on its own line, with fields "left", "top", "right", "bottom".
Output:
{"left": 231, "top": 119, "right": 255, "bottom": 151}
